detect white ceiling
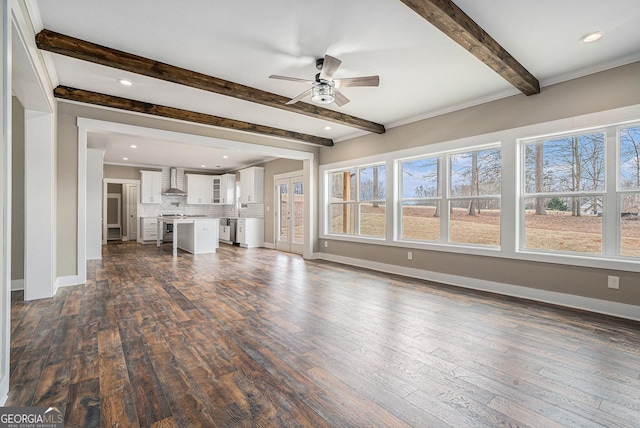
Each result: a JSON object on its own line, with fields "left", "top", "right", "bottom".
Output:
{"left": 32, "top": 0, "right": 640, "bottom": 170}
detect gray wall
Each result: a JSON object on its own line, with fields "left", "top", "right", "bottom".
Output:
{"left": 11, "top": 97, "right": 24, "bottom": 283}
{"left": 318, "top": 62, "right": 640, "bottom": 307}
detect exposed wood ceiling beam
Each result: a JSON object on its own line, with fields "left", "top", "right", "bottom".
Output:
{"left": 37, "top": 29, "right": 385, "bottom": 134}
{"left": 398, "top": 0, "right": 540, "bottom": 95}
{"left": 54, "top": 86, "right": 334, "bottom": 147}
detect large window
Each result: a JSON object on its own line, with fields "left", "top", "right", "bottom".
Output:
{"left": 522, "top": 131, "right": 605, "bottom": 254}
{"left": 328, "top": 164, "right": 386, "bottom": 238}
{"left": 399, "top": 146, "right": 501, "bottom": 246}
{"left": 619, "top": 125, "right": 640, "bottom": 257}
{"left": 400, "top": 157, "right": 441, "bottom": 241}
{"left": 449, "top": 148, "right": 501, "bottom": 246}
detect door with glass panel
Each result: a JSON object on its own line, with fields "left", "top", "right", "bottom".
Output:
{"left": 275, "top": 176, "right": 304, "bottom": 254}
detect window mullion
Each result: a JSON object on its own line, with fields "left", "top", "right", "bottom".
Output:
{"left": 605, "top": 126, "right": 619, "bottom": 255}
{"left": 441, "top": 156, "right": 450, "bottom": 242}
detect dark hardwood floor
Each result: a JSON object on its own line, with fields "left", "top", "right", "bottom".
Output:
{"left": 7, "top": 242, "right": 640, "bottom": 427}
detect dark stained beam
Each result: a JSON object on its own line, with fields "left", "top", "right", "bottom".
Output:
{"left": 398, "top": 0, "right": 540, "bottom": 95}
{"left": 54, "top": 86, "right": 334, "bottom": 147}
{"left": 37, "top": 29, "right": 385, "bottom": 134}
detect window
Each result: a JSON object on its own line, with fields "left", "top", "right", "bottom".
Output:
{"left": 399, "top": 146, "right": 501, "bottom": 246}
{"left": 449, "top": 148, "right": 501, "bottom": 246}
{"left": 358, "top": 165, "right": 386, "bottom": 237}
{"left": 328, "top": 164, "right": 386, "bottom": 237}
{"left": 522, "top": 131, "right": 606, "bottom": 254}
{"left": 329, "top": 169, "right": 355, "bottom": 235}
{"left": 400, "top": 157, "right": 441, "bottom": 241}
{"left": 619, "top": 125, "right": 640, "bottom": 257}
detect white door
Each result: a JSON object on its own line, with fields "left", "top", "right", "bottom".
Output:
{"left": 126, "top": 184, "right": 138, "bottom": 240}
{"left": 275, "top": 176, "right": 304, "bottom": 254}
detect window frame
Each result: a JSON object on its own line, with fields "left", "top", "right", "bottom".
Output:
{"left": 519, "top": 129, "right": 608, "bottom": 256}
{"left": 318, "top": 104, "right": 640, "bottom": 273}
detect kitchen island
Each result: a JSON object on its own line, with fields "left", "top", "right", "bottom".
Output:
{"left": 157, "top": 216, "right": 219, "bottom": 256}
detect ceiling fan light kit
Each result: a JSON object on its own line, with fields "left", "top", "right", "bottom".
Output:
{"left": 311, "top": 84, "right": 335, "bottom": 104}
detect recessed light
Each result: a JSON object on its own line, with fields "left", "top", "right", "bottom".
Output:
{"left": 130, "top": 144, "right": 137, "bottom": 149}
{"left": 118, "top": 79, "right": 133, "bottom": 86}
{"left": 122, "top": 157, "right": 128, "bottom": 161}
{"left": 223, "top": 155, "right": 228, "bottom": 159}
{"left": 580, "top": 31, "right": 603, "bottom": 43}
{"left": 201, "top": 164, "right": 206, "bottom": 168}
{"left": 324, "top": 126, "right": 332, "bottom": 131}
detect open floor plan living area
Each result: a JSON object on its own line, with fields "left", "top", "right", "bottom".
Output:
{"left": 2, "top": 0, "right": 640, "bottom": 426}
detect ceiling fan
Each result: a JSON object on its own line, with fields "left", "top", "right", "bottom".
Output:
{"left": 269, "top": 55, "right": 379, "bottom": 107}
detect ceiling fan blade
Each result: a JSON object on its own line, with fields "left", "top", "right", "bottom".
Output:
{"left": 334, "top": 75, "right": 380, "bottom": 88}
{"left": 269, "top": 75, "right": 314, "bottom": 84}
{"left": 285, "top": 87, "right": 313, "bottom": 105}
{"left": 319, "top": 55, "right": 342, "bottom": 80}
{"left": 333, "top": 89, "right": 350, "bottom": 107}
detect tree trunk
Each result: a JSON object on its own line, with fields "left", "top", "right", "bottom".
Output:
{"left": 468, "top": 152, "right": 478, "bottom": 216}
{"left": 372, "top": 167, "right": 379, "bottom": 208}
{"left": 535, "top": 141, "right": 546, "bottom": 215}
{"left": 572, "top": 137, "right": 582, "bottom": 217}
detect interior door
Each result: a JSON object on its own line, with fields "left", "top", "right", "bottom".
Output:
{"left": 275, "top": 176, "right": 304, "bottom": 254}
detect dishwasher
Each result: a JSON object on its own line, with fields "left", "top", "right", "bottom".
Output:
{"left": 228, "top": 218, "right": 238, "bottom": 244}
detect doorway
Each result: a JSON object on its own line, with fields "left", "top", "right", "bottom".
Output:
{"left": 275, "top": 173, "right": 304, "bottom": 254}
{"left": 101, "top": 178, "right": 139, "bottom": 246}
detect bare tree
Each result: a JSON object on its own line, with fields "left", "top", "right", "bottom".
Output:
{"left": 535, "top": 141, "right": 546, "bottom": 215}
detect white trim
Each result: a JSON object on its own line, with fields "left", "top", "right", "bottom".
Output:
{"left": 0, "top": 392, "right": 6, "bottom": 407}
{"left": 11, "top": 279, "right": 23, "bottom": 291}
{"left": 318, "top": 253, "right": 640, "bottom": 322}
{"left": 77, "top": 120, "right": 87, "bottom": 284}
{"left": 1, "top": 0, "right": 11, "bottom": 404}
{"left": 75, "top": 117, "right": 316, "bottom": 161}
{"left": 55, "top": 275, "right": 80, "bottom": 288}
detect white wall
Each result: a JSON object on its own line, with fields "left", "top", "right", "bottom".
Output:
{"left": 86, "top": 148, "right": 103, "bottom": 259}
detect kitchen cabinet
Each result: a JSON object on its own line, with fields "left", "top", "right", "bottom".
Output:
{"left": 139, "top": 217, "right": 158, "bottom": 242}
{"left": 213, "top": 174, "right": 236, "bottom": 205}
{"left": 140, "top": 170, "right": 162, "bottom": 204}
{"left": 240, "top": 167, "right": 264, "bottom": 204}
{"left": 185, "top": 174, "right": 212, "bottom": 205}
{"left": 219, "top": 222, "right": 231, "bottom": 243}
{"left": 237, "top": 217, "right": 264, "bottom": 248}
{"left": 176, "top": 219, "right": 219, "bottom": 254}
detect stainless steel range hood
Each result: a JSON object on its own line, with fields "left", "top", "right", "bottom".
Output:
{"left": 162, "top": 168, "right": 187, "bottom": 196}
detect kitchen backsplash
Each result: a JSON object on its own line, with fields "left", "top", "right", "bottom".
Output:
{"left": 137, "top": 195, "right": 264, "bottom": 219}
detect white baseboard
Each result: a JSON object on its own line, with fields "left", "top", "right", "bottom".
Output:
{"left": 55, "top": 275, "right": 80, "bottom": 288}
{"left": 11, "top": 279, "right": 24, "bottom": 291}
{"left": 0, "top": 393, "right": 7, "bottom": 406}
{"left": 317, "top": 253, "right": 640, "bottom": 323}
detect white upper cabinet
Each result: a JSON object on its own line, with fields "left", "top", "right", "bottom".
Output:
{"left": 240, "top": 167, "right": 264, "bottom": 204}
{"left": 140, "top": 170, "right": 162, "bottom": 204}
{"left": 216, "top": 174, "right": 236, "bottom": 205}
{"left": 185, "top": 174, "right": 212, "bottom": 205}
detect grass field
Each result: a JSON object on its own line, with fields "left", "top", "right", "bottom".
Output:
{"left": 332, "top": 206, "right": 640, "bottom": 256}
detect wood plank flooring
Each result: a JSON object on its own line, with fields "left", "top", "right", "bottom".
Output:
{"left": 7, "top": 242, "right": 640, "bottom": 427}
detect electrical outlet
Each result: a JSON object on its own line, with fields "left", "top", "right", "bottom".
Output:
{"left": 324, "top": 241, "right": 328, "bottom": 248}
{"left": 607, "top": 276, "right": 619, "bottom": 289}
{"left": 408, "top": 251, "right": 412, "bottom": 260}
